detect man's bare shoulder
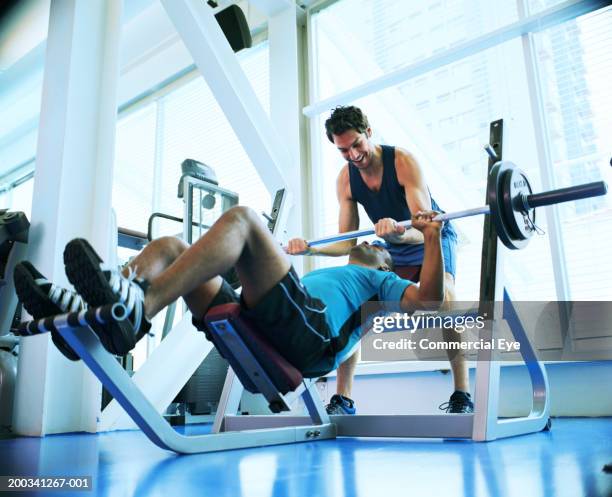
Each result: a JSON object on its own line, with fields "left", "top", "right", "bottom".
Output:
{"left": 336, "top": 163, "right": 352, "bottom": 199}
{"left": 337, "top": 163, "right": 351, "bottom": 181}
{"left": 394, "top": 146, "right": 419, "bottom": 166}
{"left": 394, "top": 147, "right": 422, "bottom": 184}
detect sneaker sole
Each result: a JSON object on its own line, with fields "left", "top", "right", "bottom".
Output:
{"left": 64, "top": 239, "right": 136, "bottom": 355}
{"left": 448, "top": 407, "right": 474, "bottom": 414}
{"left": 325, "top": 406, "right": 357, "bottom": 416}
{"left": 13, "top": 262, "right": 80, "bottom": 362}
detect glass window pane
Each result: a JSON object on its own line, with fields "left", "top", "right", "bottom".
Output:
{"left": 157, "top": 42, "right": 271, "bottom": 225}
{"left": 112, "top": 41, "right": 270, "bottom": 237}
{"left": 534, "top": 6, "right": 612, "bottom": 299}
{"left": 113, "top": 105, "right": 157, "bottom": 233}
{"left": 311, "top": 38, "right": 558, "bottom": 300}
{"left": 311, "top": 0, "right": 519, "bottom": 100}
{"left": 527, "top": 0, "right": 571, "bottom": 16}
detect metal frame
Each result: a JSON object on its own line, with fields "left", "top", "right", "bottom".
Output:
{"left": 0, "top": 236, "right": 27, "bottom": 335}
{"left": 212, "top": 289, "right": 550, "bottom": 441}
{"left": 50, "top": 320, "right": 335, "bottom": 454}
{"left": 161, "top": 0, "right": 292, "bottom": 197}
{"left": 182, "top": 175, "right": 239, "bottom": 244}
{"left": 470, "top": 293, "right": 550, "bottom": 441}
{"left": 213, "top": 120, "right": 550, "bottom": 442}
{"left": 21, "top": 287, "right": 547, "bottom": 449}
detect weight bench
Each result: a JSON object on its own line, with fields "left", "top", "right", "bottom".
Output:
{"left": 213, "top": 289, "right": 552, "bottom": 440}
{"left": 17, "top": 302, "right": 335, "bottom": 454}
{"left": 204, "top": 303, "right": 320, "bottom": 414}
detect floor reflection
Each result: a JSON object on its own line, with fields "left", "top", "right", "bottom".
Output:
{"left": 0, "top": 418, "right": 609, "bottom": 497}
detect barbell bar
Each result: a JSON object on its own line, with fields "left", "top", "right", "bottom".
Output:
{"left": 306, "top": 205, "right": 489, "bottom": 246}
{"left": 304, "top": 161, "right": 608, "bottom": 251}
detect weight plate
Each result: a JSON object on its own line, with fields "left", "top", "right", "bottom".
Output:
{"left": 487, "top": 161, "right": 532, "bottom": 250}
{"left": 502, "top": 166, "right": 536, "bottom": 243}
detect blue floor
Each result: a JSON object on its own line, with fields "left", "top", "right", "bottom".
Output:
{"left": 0, "top": 418, "right": 611, "bottom": 497}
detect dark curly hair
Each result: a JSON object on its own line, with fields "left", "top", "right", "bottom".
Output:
{"left": 324, "top": 106, "right": 370, "bottom": 143}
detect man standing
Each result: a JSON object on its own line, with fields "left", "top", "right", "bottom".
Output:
{"left": 288, "top": 106, "right": 472, "bottom": 414}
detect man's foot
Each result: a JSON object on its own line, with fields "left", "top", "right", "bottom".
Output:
{"left": 325, "top": 394, "right": 356, "bottom": 415}
{"left": 63, "top": 238, "right": 151, "bottom": 356}
{"left": 14, "top": 261, "right": 118, "bottom": 359}
{"left": 14, "top": 261, "right": 85, "bottom": 361}
{"left": 439, "top": 390, "right": 474, "bottom": 414}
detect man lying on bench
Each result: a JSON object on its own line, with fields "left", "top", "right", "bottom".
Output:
{"left": 14, "top": 206, "right": 443, "bottom": 378}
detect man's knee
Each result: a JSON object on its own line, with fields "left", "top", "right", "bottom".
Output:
{"left": 151, "top": 236, "right": 188, "bottom": 265}
{"left": 225, "top": 206, "right": 260, "bottom": 224}
{"left": 219, "top": 206, "right": 264, "bottom": 239}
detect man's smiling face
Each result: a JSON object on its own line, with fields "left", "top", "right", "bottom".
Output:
{"left": 332, "top": 129, "right": 374, "bottom": 169}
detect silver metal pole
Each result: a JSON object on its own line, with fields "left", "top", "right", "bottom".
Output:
{"left": 306, "top": 205, "right": 490, "bottom": 247}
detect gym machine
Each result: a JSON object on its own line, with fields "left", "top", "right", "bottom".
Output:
{"left": 207, "top": 119, "right": 606, "bottom": 442}
{"left": 14, "top": 121, "right": 609, "bottom": 452}
{"left": 0, "top": 210, "right": 29, "bottom": 434}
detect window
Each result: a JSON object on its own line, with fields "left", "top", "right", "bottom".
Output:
{"left": 533, "top": 7, "right": 612, "bottom": 299}
{"left": 311, "top": 0, "right": 519, "bottom": 100}
{"left": 111, "top": 41, "right": 271, "bottom": 367}
{"left": 310, "top": 4, "right": 562, "bottom": 300}
{"left": 157, "top": 47, "right": 271, "bottom": 226}
{"left": 113, "top": 106, "right": 157, "bottom": 233}
{"left": 0, "top": 39, "right": 271, "bottom": 369}
{"left": 113, "top": 41, "right": 271, "bottom": 235}
{"left": 309, "top": 0, "right": 611, "bottom": 303}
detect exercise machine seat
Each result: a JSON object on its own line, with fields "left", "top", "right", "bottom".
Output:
{"left": 204, "top": 303, "right": 303, "bottom": 395}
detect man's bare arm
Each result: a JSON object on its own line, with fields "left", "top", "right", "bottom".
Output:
{"left": 397, "top": 148, "right": 432, "bottom": 214}
{"left": 399, "top": 213, "right": 444, "bottom": 311}
{"left": 375, "top": 149, "right": 433, "bottom": 245}
{"left": 289, "top": 165, "right": 359, "bottom": 257}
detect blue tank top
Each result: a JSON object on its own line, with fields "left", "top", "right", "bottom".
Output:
{"left": 348, "top": 145, "right": 457, "bottom": 266}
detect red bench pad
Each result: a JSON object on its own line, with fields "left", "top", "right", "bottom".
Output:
{"left": 204, "top": 303, "right": 303, "bottom": 395}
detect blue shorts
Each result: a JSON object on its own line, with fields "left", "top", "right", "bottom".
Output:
{"left": 376, "top": 235, "right": 457, "bottom": 278}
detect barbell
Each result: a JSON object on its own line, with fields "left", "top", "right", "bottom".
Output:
{"left": 304, "top": 161, "right": 608, "bottom": 251}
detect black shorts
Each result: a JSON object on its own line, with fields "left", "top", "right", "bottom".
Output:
{"left": 195, "top": 269, "right": 335, "bottom": 377}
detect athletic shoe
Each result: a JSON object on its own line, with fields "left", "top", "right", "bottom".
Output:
{"left": 13, "top": 261, "right": 85, "bottom": 361}
{"left": 439, "top": 390, "right": 474, "bottom": 414}
{"left": 13, "top": 261, "right": 118, "bottom": 359}
{"left": 325, "top": 394, "right": 357, "bottom": 415}
{"left": 63, "top": 238, "right": 151, "bottom": 356}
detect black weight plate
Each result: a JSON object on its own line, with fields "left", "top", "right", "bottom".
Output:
{"left": 502, "top": 166, "right": 536, "bottom": 242}
{"left": 487, "top": 161, "right": 531, "bottom": 250}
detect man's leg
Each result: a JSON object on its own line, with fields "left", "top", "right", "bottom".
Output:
{"left": 64, "top": 207, "right": 290, "bottom": 355}
{"left": 335, "top": 346, "right": 359, "bottom": 398}
{"left": 441, "top": 272, "right": 473, "bottom": 412}
{"left": 326, "top": 348, "right": 359, "bottom": 414}
{"left": 329, "top": 264, "right": 420, "bottom": 415}
{"left": 144, "top": 206, "right": 290, "bottom": 320}
{"left": 123, "top": 236, "right": 224, "bottom": 319}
